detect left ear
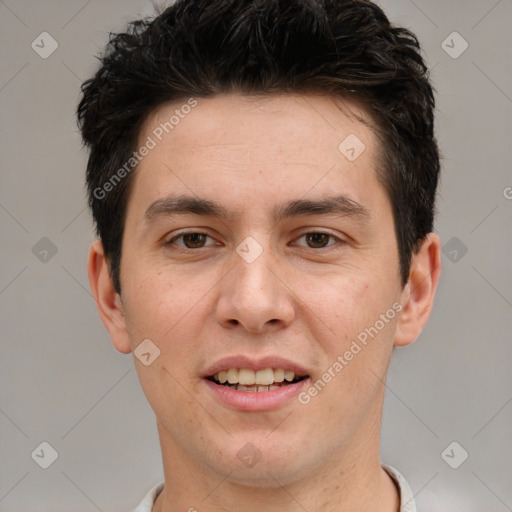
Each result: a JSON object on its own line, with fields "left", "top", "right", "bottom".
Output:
{"left": 394, "top": 233, "right": 442, "bottom": 347}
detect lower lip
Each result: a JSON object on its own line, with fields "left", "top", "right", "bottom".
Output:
{"left": 203, "top": 378, "right": 310, "bottom": 412}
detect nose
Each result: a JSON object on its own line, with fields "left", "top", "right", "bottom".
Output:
{"left": 215, "top": 238, "right": 296, "bottom": 334}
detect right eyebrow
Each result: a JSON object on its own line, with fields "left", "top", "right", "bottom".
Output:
{"left": 144, "top": 195, "right": 231, "bottom": 222}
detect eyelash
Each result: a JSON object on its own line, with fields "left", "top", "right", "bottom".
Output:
{"left": 164, "top": 230, "right": 344, "bottom": 252}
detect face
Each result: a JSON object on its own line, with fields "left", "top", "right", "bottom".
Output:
{"left": 90, "top": 92, "right": 437, "bottom": 487}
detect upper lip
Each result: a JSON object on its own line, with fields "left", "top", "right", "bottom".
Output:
{"left": 201, "top": 355, "right": 310, "bottom": 378}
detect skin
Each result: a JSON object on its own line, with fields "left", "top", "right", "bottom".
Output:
{"left": 88, "top": 92, "right": 441, "bottom": 512}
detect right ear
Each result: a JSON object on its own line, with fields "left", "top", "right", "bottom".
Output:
{"left": 87, "top": 240, "right": 132, "bottom": 354}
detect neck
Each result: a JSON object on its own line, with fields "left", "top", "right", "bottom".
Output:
{"left": 152, "top": 412, "right": 399, "bottom": 512}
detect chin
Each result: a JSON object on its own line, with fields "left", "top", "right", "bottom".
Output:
{"left": 205, "top": 438, "right": 311, "bottom": 488}
{"left": 223, "top": 462, "right": 306, "bottom": 489}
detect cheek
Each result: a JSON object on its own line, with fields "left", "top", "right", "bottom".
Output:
{"left": 307, "top": 275, "right": 374, "bottom": 337}
{"left": 297, "top": 277, "right": 397, "bottom": 429}
{"left": 121, "top": 260, "right": 217, "bottom": 389}
{"left": 121, "top": 260, "right": 196, "bottom": 340}
{"left": 307, "top": 273, "right": 397, "bottom": 372}
{"left": 124, "top": 274, "right": 206, "bottom": 422}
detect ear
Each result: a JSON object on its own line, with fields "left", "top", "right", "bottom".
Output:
{"left": 394, "top": 233, "right": 442, "bottom": 347}
{"left": 87, "top": 240, "right": 132, "bottom": 354}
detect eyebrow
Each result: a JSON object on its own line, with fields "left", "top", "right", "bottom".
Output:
{"left": 144, "top": 193, "right": 371, "bottom": 224}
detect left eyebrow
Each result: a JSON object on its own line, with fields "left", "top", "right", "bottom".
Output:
{"left": 143, "top": 193, "right": 371, "bottom": 224}
{"left": 272, "top": 195, "right": 371, "bottom": 224}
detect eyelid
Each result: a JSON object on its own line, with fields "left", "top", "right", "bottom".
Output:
{"left": 165, "top": 229, "right": 218, "bottom": 248}
{"left": 291, "top": 230, "right": 344, "bottom": 249}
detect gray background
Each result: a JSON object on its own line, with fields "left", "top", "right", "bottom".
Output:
{"left": 0, "top": 0, "right": 511, "bottom": 510}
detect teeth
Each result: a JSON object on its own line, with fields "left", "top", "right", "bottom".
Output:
{"left": 211, "top": 368, "right": 299, "bottom": 386}
{"left": 227, "top": 368, "right": 238, "bottom": 384}
{"left": 284, "top": 370, "right": 295, "bottom": 382}
{"left": 237, "top": 385, "right": 256, "bottom": 392}
{"left": 238, "top": 369, "right": 255, "bottom": 385}
{"left": 255, "top": 368, "right": 274, "bottom": 385}
{"left": 227, "top": 383, "right": 287, "bottom": 391}
{"left": 273, "top": 368, "right": 285, "bottom": 382}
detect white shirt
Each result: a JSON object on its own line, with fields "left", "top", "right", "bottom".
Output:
{"left": 132, "top": 464, "right": 416, "bottom": 511}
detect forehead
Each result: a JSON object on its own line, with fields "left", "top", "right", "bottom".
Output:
{"left": 141, "top": 92, "right": 376, "bottom": 157}
{"left": 130, "top": 92, "right": 385, "bottom": 218}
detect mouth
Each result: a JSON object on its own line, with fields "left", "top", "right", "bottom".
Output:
{"left": 207, "top": 367, "right": 308, "bottom": 392}
{"left": 201, "top": 354, "right": 311, "bottom": 412}
{"left": 202, "top": 355, "right": 311, "bottom": 411}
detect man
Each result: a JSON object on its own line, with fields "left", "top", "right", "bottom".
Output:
{"left": 78, "top": 0, "right": 441, "bottom": 510}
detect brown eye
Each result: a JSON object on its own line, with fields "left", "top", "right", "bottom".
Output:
{"left": 305, "top": 232, "right": 331, "bottom": 248}
{"left": 180, "top": 233, "right": 207, "bottom": 248}
{"left": 166, "top": 232, "right": 214, "bottom": 249}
